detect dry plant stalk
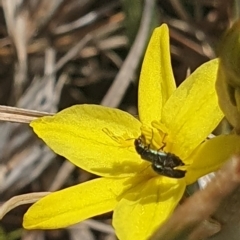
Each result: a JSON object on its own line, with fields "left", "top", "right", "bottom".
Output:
{"left": 0, "top": 105, "right": 52, "bottom": 123}
{"left": 0, "top": 192, "right": 50, "bottom": 220}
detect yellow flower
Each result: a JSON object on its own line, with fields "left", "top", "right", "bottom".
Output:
{"left": 23, "top": 24, "right": 240, "bottom": 240}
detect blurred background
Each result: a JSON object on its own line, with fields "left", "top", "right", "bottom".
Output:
{"left": 0, "top": 0, "right": 237, "bottom": 239}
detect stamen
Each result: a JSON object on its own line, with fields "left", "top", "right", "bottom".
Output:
{"left": 151, "top": 120, "right": 169, "bottom": 133}
{"left": 141, "top": 124, "right": 166, "bottom": 150}
{"left": 102, "top": 128, "right": 134, "bottom": 147}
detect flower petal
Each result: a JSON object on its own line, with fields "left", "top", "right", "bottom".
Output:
{"left": 185, "top": 135, "right": 240, "bottom": 184}
{"left": 162, "top": 59, "right": 223, "bottom": 159}
{"left": 216, "top": 21, "right": 240, "bottom": 130}
{"left": 113, "top": 177, "right": 185, "bottom": 240}
{"left": 23, "top": 177, "right": 132, "bottom": 229}
{"left": 31, "top": 105, "right": 143, "bottom": 177}
{"left": 138, "top": 24, "right": 176, "bottom": 126}
{"left": 216, "top": 63, "right": 240, "bottom": 130}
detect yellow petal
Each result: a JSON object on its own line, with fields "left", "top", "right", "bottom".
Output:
{"left": 138, "top": 24, "right": 176, "bottom": 126}
{"left": 162, "top": 59, "right": 223, "bottom": 159}
{"left": 113, "top": 177, "right": 185, "bottom": 240}
{"left": 31, "top": 105, "right": 143, "bottom": 177}
{"left": 185, "top": 135, "right": 240, "bottom": 184}
{"left": 23, "top": 177, "right": 130, "bottom": 229}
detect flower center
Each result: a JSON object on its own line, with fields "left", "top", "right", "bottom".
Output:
{"left": 134, "top": 136, "right": 186, "bottom": 178}
{"left": 135, "top": 121, "right": 186, "bottom": 179}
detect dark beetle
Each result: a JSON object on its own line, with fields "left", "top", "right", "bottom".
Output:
{"left": 134, "top": 137, "right": 186, "bottom": 178}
